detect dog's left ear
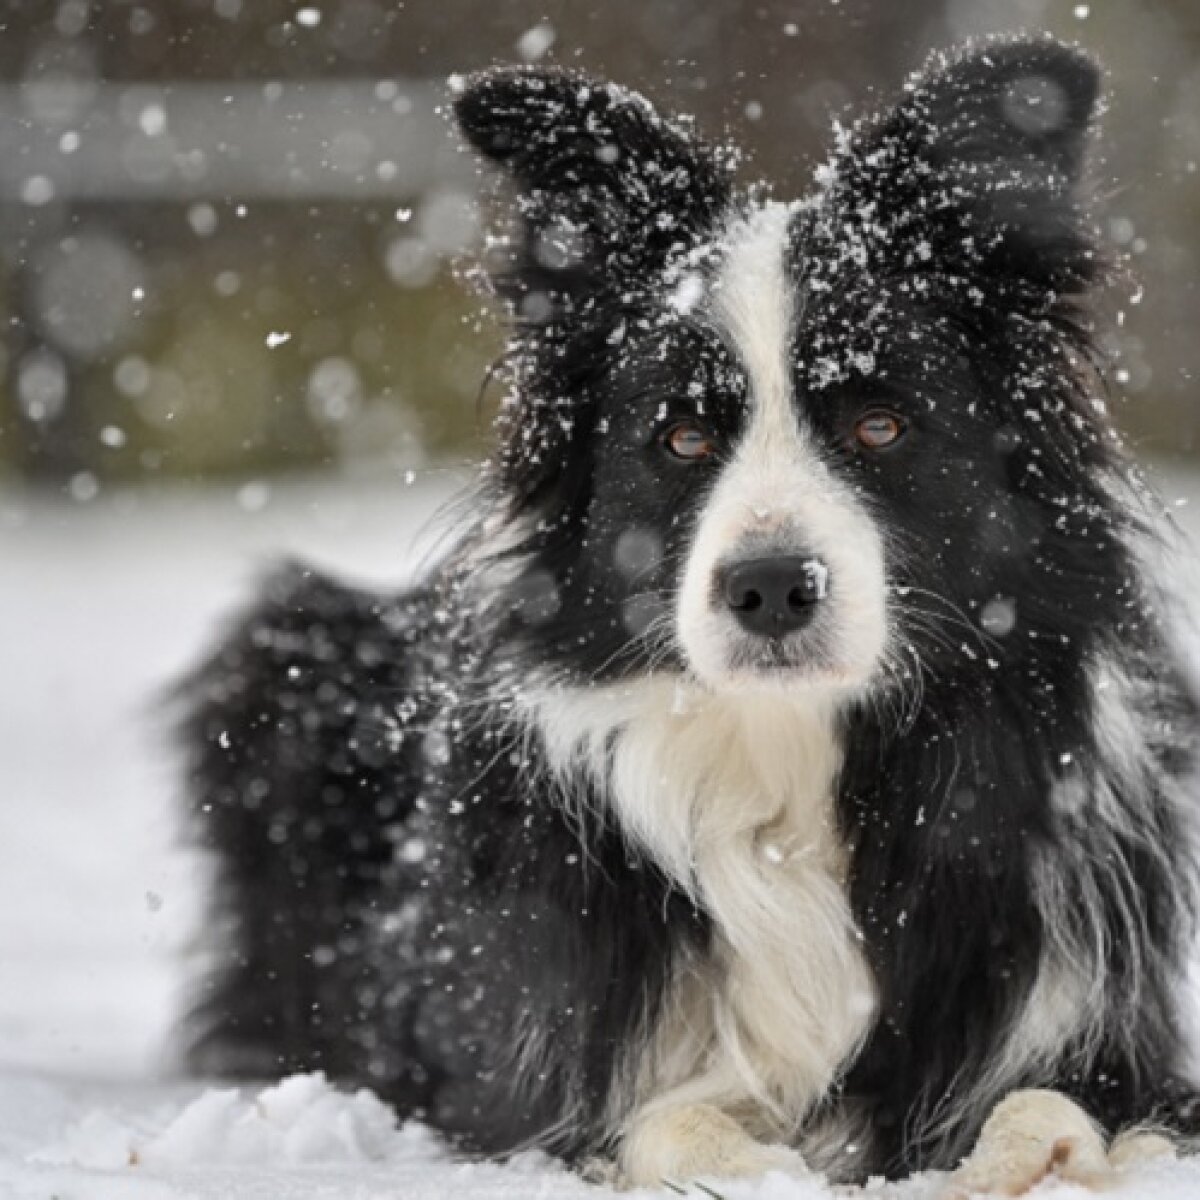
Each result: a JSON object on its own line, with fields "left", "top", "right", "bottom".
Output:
{"left": 825, "top": 39, "right": 1102, "bottom": 297}
{"left": 453, "top": 67, "right": 734, "bottom": 321}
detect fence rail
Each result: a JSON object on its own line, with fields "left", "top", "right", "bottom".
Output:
{"left": 0, "top": 79, "right": 477, "bottom": 203}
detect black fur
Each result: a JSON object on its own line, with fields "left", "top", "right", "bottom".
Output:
{"left": 181, "top": 38, "right": 1200, "bottom": 1182}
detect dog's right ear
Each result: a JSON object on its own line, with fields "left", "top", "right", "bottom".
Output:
{"left": 821, "top": 39, "right": 1102, "bottom": 301}
{"left": 453, "top": 68, "right": 734, "bottom": 322}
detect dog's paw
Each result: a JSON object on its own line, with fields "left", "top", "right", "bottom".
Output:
{"left": 620, "top": 1103, "right": 809, "bottom": 1189}
{"left": 1108, "top": 1128, "right": 1177, "bottom": 1169}
{"left": 943, "top": 1089, "right": 1111, "bottom": 1197}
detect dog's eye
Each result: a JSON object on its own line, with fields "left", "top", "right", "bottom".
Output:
{"left": 662, "top": 421, "right": 716, "bottom": 462}
{"left": 854, "top": 409, "right": 907, "bottom": 450}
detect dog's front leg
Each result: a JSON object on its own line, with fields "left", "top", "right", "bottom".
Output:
{"left": 619, "top": 1102, "right": 808, "bottom": 1189}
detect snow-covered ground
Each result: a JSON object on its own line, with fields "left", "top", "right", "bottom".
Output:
{"left": 6, "top": 467, "right": 1200, "bottom": 1199}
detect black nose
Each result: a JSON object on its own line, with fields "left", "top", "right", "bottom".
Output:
{"left": 721, "top": 555, "right": 828, "bottom": 637}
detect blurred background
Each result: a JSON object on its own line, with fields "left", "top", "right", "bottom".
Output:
{"left": 4, "top": 0, "right": 1200, "bottom": 1080}
{"left": 1, "top": 0, "right": 1199, "bottom": 495}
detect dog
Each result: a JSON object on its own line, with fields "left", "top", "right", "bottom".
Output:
{"left": 180, "top": 36, "right": 1200, "bottom": 1192}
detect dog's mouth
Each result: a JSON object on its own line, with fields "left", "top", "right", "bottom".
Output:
{"left": 712, "top": 625, "right": 870, "bottom": 691}
{"left": 727, "top": 635, "right": 822, "bottom": 674}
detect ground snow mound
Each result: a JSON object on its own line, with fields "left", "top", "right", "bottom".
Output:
{"left": 35, "top": 1073, "right": 423, "bottom": 1170}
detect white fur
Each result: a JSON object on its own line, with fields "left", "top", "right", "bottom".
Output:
{"left": 1109, "top": 1129, "right": 1178, "bottom": 1167}
{"left": 949, "top": 1089, "right": 1110, "bottom": 1196}
{"left": 676, "top": 202, "right": 889, "bottom": 692}
{"left": 619, "top": 1103, "right": 808, "bottom": 1187}
{"left": 520, "top": 674, "right": 875, "bottom": 1178}
{"left": 951, "top": 1089, "right": 1179, "bottom": 1194}
{"left": 1032, "top": 649, "right": 1190, "bottom": 1066}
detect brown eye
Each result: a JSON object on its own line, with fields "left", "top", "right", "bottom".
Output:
{"left": 854, "top": 409, "right": 907, "bottom": 450}
{"left": 663, "top": 421, "right": 716, "bottom": 461}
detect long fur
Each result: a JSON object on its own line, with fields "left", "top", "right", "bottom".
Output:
{"left": 179, "top": 37, "right": 1200, "bottom": 1183}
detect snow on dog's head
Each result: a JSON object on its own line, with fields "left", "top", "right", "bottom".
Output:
{"left": 453, "top": 40, "right": 1110, "bottom": 698}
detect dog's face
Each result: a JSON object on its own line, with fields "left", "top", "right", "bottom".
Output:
{"left": 455, "top": 41, "right": 1113, "bottom": 697}
{"left": 557, "top": 200, "right": 893, "bottom": 693}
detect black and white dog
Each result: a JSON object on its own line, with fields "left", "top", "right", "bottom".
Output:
{"left": 182, "top": 37, "right": 1200, "bottom": 1192}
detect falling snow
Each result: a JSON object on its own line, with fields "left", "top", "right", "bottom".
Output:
{"left": 5, "top": 477, "right": 1200, "bottom": 1199}
{"left": 8, "top": 7, "right": 1200, "bottom": 1199}
{"left": 516, "top": 21, "right": 556, "bottom": 63}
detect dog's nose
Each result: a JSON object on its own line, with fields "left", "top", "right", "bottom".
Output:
{"left": 721, "top": 556, "right": 828, "bottom": 637}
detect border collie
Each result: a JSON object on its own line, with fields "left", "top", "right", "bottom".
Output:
{"left": 181, "top": 36, "right": 1200, "bottom": 1192}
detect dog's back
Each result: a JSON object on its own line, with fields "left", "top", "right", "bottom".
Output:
{"left": 179, "top": 563, "right": 435, "bottom": 1087}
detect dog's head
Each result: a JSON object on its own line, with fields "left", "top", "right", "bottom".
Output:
{"left": 454, "top": 39, "right": 1117, "bottom": 698}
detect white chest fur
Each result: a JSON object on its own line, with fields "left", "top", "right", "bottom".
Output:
{"left": 525, "top": 678, "right": 876, "bottom": 1133}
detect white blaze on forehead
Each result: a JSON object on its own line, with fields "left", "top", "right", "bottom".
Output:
{"left": 709, "top": 200, "right": 799, "bottom": 449}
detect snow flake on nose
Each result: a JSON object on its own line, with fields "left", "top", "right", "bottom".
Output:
{"left": 803, "top": 558, "right": 830, "bottom": 601}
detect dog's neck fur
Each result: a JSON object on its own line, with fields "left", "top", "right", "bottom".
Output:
{"left": 524, "top": 676, "right": 875, "bottom": 1131}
